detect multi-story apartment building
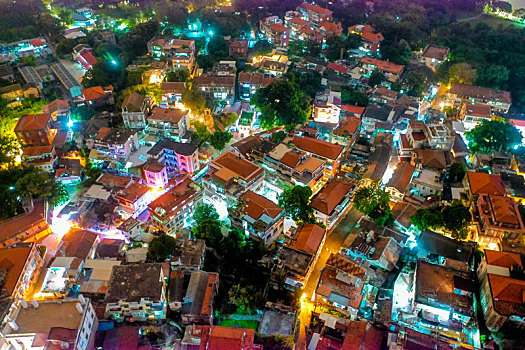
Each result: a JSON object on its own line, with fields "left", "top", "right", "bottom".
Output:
{"left": 348, "top": 24, "right": 384, "bottom": 55}
{"left": 105, "top": 263, "right": 167, "bottom": 322}
{"left": 292, "top": 136, "right": 344, "bottom": 175}
{"left": 297, "top": 2, "right": 333, "bottom": 28}
{"left": 229, "top": 39, "right": 249, "bottom": 59}
{"left": 473, "top": 194, "right": 524, "bottom": 249}
{"left": 2, "top": 297, "right": 98, "bottom": 350}
{"left": 332, "top": 116, "right": 362, "bottom": 151}
{"left": 238, "top": 73, "right": 276, "bottom": 101}
{"left": 360, "top": 57, "right": 404, "bottom": 82}
{"left": 143, "top": 160, "right": 169, "bottom": 189}
{"left": 310, "top": 178, "right": 355, "bottom": 228}
{"left": 122, "top": 91, "right": 149, "bottom": 130}
{"left": 192, "top": 74, "right": 235, "bottom": 103}
{"left": 147, "top": 37, "right": 196, "bottom": 73}
{"left": 147, "top": 107, "right": 189, "bottom": 141}
{"left": 0, "top": 199, "right": 51, "bottom": 248}
{"left": 260, "top": 16, "right": 289, "bottom": 46}
{"left": 312, "top": 90, "right": 341, "bottom": 125}
{"left": 14, "top": 113, "right": 55, "bottom": 147}
{"left": 461, "top": 103, "right": 492, "bottom": 131}
{"left": 230, "top": 190, "right": 284, "bottom": 246}
{"left": 147, "top": 137, "right": 200, "bottom": 176}
{"left": 0, "top": 243, "right": 45, "bottom": 326}
{"left": 277, "top": 224, "right": 326, "bottom": 289}
{"left": 91, "top": 127, "right": 140, "bottom": 161}
{"left": 179, "top": 270, "right": 219, "bottom": 325}
{"left": 148, "top": 180, "right": 203, "bottom": 235}
{"left": 477, "top": 249, "right": 525, "bottom": 331}
{"left": 447, "top": 83, "right": 511, "bottom": 114}
{"left": 203, "top": 151, "right": 265, "bottom": 205}
{"left": 115, "top": 181, "right": 153, "bottom": 218}
{"left": 276, "top": 149, "right": 326, "bottom": 190}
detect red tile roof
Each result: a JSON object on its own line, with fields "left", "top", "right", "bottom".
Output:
{"left": 485, "top": 250, "right": 522, "bottom": 268}
{"left": 422, "top": 44, "right": 450, "bottom": 61}
{"left": 291, "top": 17, "right": 309, "bottom": 26}
{"left": 467, "top": 171, "right": 506, "bottom": 196}
{"left": 238, "top": 72, "right": 276, "bottom": 87}
{"left": 341, "top": 104, "right": 365, "bottom": 116}
{"left": 268, "top": 23, "right": 288, "bottom": 33}
{"left": 116, "top": 182, "right": 150, "bottom": 203}
{"left": 15, "top": 113, "right": 51, "bottom": 131}
{"left": 463, "top": 103, "right": 491, "bottom": 118}
{"left": 96, "top": 173, "right": 133, "bottom": 189}
{"left": 0, "top": 245, "right": 33, "bottom": 296}
{"left": 334, "top": 116, "right": 361, "bottom": 136}
{"left": 30, "top": 39, "right": 45, "bottom": 47}
{"left": 148, "top": 179, "right": 196, "bottom": 215}
{"left": 292, "top": 136, "right": 344, "bottom": 160}
{"left": 360, "top": 57, "right": 404, "bottom": 74}
{"left": 0, "top": 200, "right": 49, "bottom": 244}
{"left": 205, "top": 325, "right": 257, "bottom": 350}
{"left": 310, "top": 178, "right": 354, "bottom": 215}
{"left": 82, "top": 86, "right": 105, "bottom": 101}
{"left": 450, "top": 83, "right": 511, "bottom": 105}
{"left": 360, "top": 31, "right": 384, "bottom": 43}
{"left": 327, "top": 62, "right": 348, "bottom": 74}
{"left": 411, "top": 131, "right": 426, "bottom": 142}
{"left": 299, "top": 2, "right": 333, "bottom": 15}
{"left": 240, "top": 190, "right": 283, "bottom": 220}
{"left": 60, "top": 229, "right": 98, "bottom": 259}
{"left": 280, "top": 151, "right": 301, "bottom": 168}
{"left": 319, "top": 21, "right": 342, "bottom": 33}
{"left": 212, "top": 151, "right": 264, "bottom": 183}
{"left": 42, "top": 100, "right": 69, "bottom": 115}
{"left": 488, "top": 273, "right": 525, "bottom": 315}
{"left": 289, "top": 224, "right": 326, "bottom": 255}
{"left": 148, "top": 107, "right": 187, "bottom": 124}
{"left": 386, "top": 161, "right": 415, "bottom": 192}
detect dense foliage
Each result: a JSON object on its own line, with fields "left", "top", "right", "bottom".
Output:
{"left": 410, "top": 200, "right": 472, "bottom": 239}
{"left": 465, "top": 118, "right": 522, "bottom": 154}
{"left": 353, "top": 182, "right": 394, "bottom": 227}
{"left": 278, "top": 185, "right": 316, "bottom": 224}
{"left": 147, "top": 234, "right": 177, "bottom": 261}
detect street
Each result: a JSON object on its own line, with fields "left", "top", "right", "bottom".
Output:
{"left": 296, "top": 207, "right": 363, "bottom": 349}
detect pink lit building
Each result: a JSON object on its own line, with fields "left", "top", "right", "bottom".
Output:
{"left": 143, "top": 161, "right": 168, "bottom": 189}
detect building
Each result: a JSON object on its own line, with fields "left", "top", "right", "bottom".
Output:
{"left": 148, "top": 180, "right": 203, "bottom": 235}
{"left": 348, "top": 24, "right": 384, "bottom": 55}
{"left": 147, "top": 137, "right": 200, "bottom": 176}
{"left": 22, "top": 144, "right": 56, "bottom": 172}
{"left": 277, "top": 224, "right": 326, "bottom": 289}
{"left": 14, "top": 113, "right": 55, "bottom": 147}
{"left": 238, "top": 73, "right": 276, "bottom": 101}
{"left": 464, "top": 171, "right": 506, "bottom": 200}
{"left": 147, "top": 37, "right": 196, "bottom": 72}
{"left": 318, "top": 20, "right": 343, "bottom": 38}
{"left": 331, "top": 116, "right": 362, "bottom": 151}
{"left": 413, "top": 260, "right": 475, "bottom": 343}
{"left": 122, "top": 92, "right": 149, "bottom": 129}
{"left": 81, "top": 85, "right": 113, "bottom": 108}
{"left": 58, "top": 229, "right": 99, "bottom": 261}
{"left": 161, "top": 81, "right": 186, "bottom": 105}
{"left": 203, "top": 151, "right": 265, "bottom": 205}
{"left": 360, "top": 57, "right": 404, "bottom": 82}
{"left": 385, "top": 161, "right": 416, "bottom": 202}
{"left": 292, "top": 136, "right": 344, "bottom": 175}
{"left": 19, "top": 65, "right": 43, "bottom": 90}
{"left": 474, "top": 194, "right": 525, "bottom": 249}
{"left": 115, "top": 181, "right": 153, "bottom": 218}
{"left": 312, "top": 90, "right": 341, "bottom": 125}
{"left": 92, "top": 127, "right": 140, "bottom": 161}
{"left": 170, "top": 238, "right": 206, "bottom": 273}
{"left": 347, "top": 234, "right": 403, "bottom": 272}
{"left": 147, "top": 107, "right": 189, "bottom": 141}
{"left": 0, "top": 244, "right": 44, "bottom": 325}
{"left": 275, "top": 150, "right": 326, "bottom": 190}
{"left": 298, "top": 3, "right": 333, "bottom": 28}
{"left": 310, "top": 178, "right": 355, "bottom": 228}
{"left": 0, "top": 83, "right": 24, "bottom": 107}
{"left": 2, "top": 298, "right": 98, "bottom": 350}
{"left": 0, "top": 199, "right": 51, "bottom": 248}
{"left": 192, "top": 74, "right": 235, "bottom": 103}
{"left": 181, "top": 325, "right": 262, "bottom": 350}
{"left": 105, "top": 263, "right": 167, "bottom": 321}
{"left": 447, "top": 83, "right": 511, "bottom": 114}
{"left": 409, "top": 168, "right": 443, "bottom": 198}
{"left": 260, "top": 17, "right": 289, "bottom": 46}
{"left": 477, "top": 250, "right": 525, "bottom": 331}
{"left": 229, "top": 39, "right": 249, "bottom": 59}
{"left": 421, "top": 44, "right": 450, "bottom": 70}
{"left": 316, "top": 254, "right": 367, "bottom": 316}
{"left": 143, "top": 161, "right": 168, "bottom": 189}
{"left": 75, "top": 47, "right": 98, "bottom": 71}
{"left": 42, "top": 99, "right": 70, "bottom": 121}
{"left": 179, "top": 271, "right": 219, "bottom": 325}
{"left": 461, "top": 103, "right": 492, "bottom": 131}
{"left": 50, "top": 62, "right": 82, "bottom": 98}
{"left": 230, "top": 190, "right": 284, "bottom": 246}
{"left": 0, "top": 64, "right": 15, "bottom": 80}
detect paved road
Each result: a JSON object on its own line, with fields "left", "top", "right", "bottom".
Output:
{"left": 296, "top": 208, "right": 363, "bottom": 349}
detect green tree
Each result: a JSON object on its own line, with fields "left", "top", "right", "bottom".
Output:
{"left": 270, "top": 130, "right": 287, "bottom": 144}
{"left": 465, "top": 118, "right": 522, "bottom": 154}
{"left": 209, "top": 130, "right": 232, "bottom": 151}
{"left": 56, "top": 38, "right": 76, "bottom": 57}
{"left": 353, "top": 181, "right": 393, "bottom": 227}
{"left": 442, "top": 200, "right": 471, "bottom": 239}
{"left": 448, "top": 63, "right": 477, "bottom": 85}
{"left": 255, "top": 334, "right": 294, "bottom": 350}
{"left": 287, "top": 40, "right": 306, "bottom": 57}
{"left": 148, "top": 234, "right": 177, "bottom": 261}
{"left": 449, "top": 162, "right": 466, "bottom": 183}
{"left": 0, "top": 135, "right": 21, "bottom": 169}
{"left": 406, "top": 71, "right": 426, "bottom": 96}
{"left": 181, "top": 88, "right": 206, "bottom": 115}
{"left": 476, "top": 64, "right": 509, "bottom": 90}
{"left": 166, "top": 69, "right": 190, "bottom": 82}
{"left": 251, "top": 40, "right": 272, "bottom": 56}
{"left": 120, "top": 20, "right": 160, "bottom": 62}
{"left": 278, "top": 185, "right": 316, "bottom": 224}
{"left": 252, "top": 79, "right": 312, "bottom": 130}
{"left": 410, "top": 206, "right": 444, "bottom": 231}
{"left": 193, "top": 203, "right": 219, "bottom": 225}
{"left": 228, "top": 284, "right": 263, "bottom": 314}
{"left": 341, "top": 86, "right": 369, "bottom": 106}
{"left": 368, "top": 69, "right": 385, "bottom": 87}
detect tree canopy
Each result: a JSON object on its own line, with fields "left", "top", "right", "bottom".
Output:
{"left": 182, "top": 87, "right": 206, "bottom": 115}
{"left": 353, "top": 182, "right": 393, "bottom": 227}
{"left": 465, "top": 118, "right": 522, "bottom": 154}
{"left": 252, "top": 79, "right": 312, "bottom": 130}
{"left": 228, "top": 284, "right": 263, "bottom": 314}
{"left": 410, "top": 200, "right": 472, "bottom": 239}
{"left": 448, "top": 162, "right": 467, "bottom": 183}
{"left": 148, "top": 234, "right": 177, "bottom": 261}
{"left": 278, "top": 185, "right": 316, "bottom": 224}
